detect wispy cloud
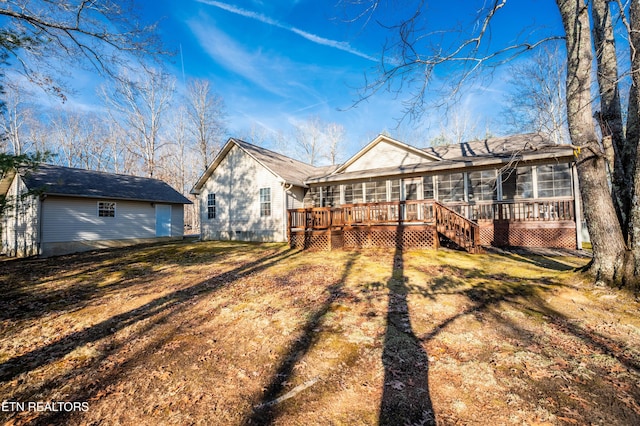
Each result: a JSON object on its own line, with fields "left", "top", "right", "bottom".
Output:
{"left": 197, "top": 0, "right": 377, "bottom": 62}
{"left": 187, "top": 19, "right": 290, "bottom": 97}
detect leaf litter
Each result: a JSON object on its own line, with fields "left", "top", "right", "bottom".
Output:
{"left": 0, "top": 241, "right": 638, "bottom": 425}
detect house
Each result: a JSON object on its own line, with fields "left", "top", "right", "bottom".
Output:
{"left": 1, "top": 164, "right": 192, "bottom": 257}
{"left": 191, "top": 138, "right": 334, "bottom": 242}
{"left": 193, "top": 133, "right": 583, "bottom": 252}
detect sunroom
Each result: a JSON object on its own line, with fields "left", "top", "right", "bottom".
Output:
{"left": 290, "top": 150, "right": 582, "bottom": 251}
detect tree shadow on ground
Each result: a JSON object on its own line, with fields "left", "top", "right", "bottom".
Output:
{"left": 0, "top": 240, "right": 246, "bottom": 324}
{"left": 0, "top": 245, "right": 300, "bottom": 389}
{"left": 244, "top": 252, "right": 359, "bottom": 425}
{"left": 408, "top": 257, "right": 640, "bottom": 424}
{"left": 380, "top": 242, "right": 435, "bottom": 425}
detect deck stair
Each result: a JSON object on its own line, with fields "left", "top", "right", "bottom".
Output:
{"left": 433, "top": 202, "right": 481, "bottom": 253}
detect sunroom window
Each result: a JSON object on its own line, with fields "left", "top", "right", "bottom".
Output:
{"left": 365, "top": 181, "right": 387, "bottom": 203}
{"left": 467, "top": 170, "right": 497, "bottom": 201}
{"left": 437, "top": 173, "right": 465, "bottom": 202}
{"left": 537, "top": 164, "right": 572, "bottom": 198}
{"left": 501, "top": 166, "right": 534, "bottom": 199}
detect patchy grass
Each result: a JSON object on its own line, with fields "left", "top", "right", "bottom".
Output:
{"left": 0, "top": 241, "right": 638, "bottom": 425}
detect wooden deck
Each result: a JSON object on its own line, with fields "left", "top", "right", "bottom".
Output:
{"left": 287, "top": 198, "right": 577, "bottom": 252}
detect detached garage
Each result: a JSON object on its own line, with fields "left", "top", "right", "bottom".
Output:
{"left": 0, "top": 164, "right": 191, "bottom": 257}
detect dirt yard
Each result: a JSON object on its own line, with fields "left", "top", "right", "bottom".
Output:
{"left": 0, "top": 241, "right": 638, "bottom": 425}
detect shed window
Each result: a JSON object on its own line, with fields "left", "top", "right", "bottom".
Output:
{"left": 98, "top": 202, "right": 116, "bottom": 217}
{"left": 207, "top": 193, "right": 216, "bottom": 219}
{"left": 260, "top": 188, "right": 271, "bottom": 216}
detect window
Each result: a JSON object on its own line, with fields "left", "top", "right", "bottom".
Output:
{"left": 322, "top": 186, "right": 340, "bottom": 207}
{"left": 207, "top": 193, "right": 216, "bottom": 219}
{"left": 260, "top": 188, "right": 271, "bottom": 216}
{"left": 537, "top": 163, "right": 572, "bottom": 198}
{"left": 343, "top": 183, "right": 363, "bottom": 204}
{"left": 467, "top": 170, "right": 497, "bottom": 201}
{"left": 423, "top": 176, "right": 434, "bottom": 199}
{"left": 502, "top": 166, "right": 534, "bottom": 199}
{"left": 404, "top": 182, "right": 418, "bottom": 200}
{"left": 389, "top": 179, "right": 400, "bottom": 201}
{"left": 437, "top": 173, "right": 465, "bottom": 202}
{"left": 98, "top": 201, "right": 115, "bottom": 217}
{"left": 304, "top": 186, "right": 320, "bottom": 207}
{"left": 365, "top": 181, "right": 387, "bottom": 203}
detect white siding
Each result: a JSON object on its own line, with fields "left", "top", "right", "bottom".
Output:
{"left": 41, "top": 197, "right": 161, "bottom": 242}
{"left": 199, "top": 144, "right": 288, "bottom": 242}
{"left": 344, "top": 140, "right": 434, "bottom": 172}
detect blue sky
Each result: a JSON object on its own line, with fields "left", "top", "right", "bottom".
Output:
{"left": 81, "top": 1, "right": 565, "bottom": 156}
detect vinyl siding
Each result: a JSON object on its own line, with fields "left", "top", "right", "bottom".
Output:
{"left": 199, "top": 144, "right": 288, "bottom": 242}
{"left": 344, "top": 140, "right": 435, "bottom": 172}
{"left": 40, "top": 197, "right": 183, "bottom": 243}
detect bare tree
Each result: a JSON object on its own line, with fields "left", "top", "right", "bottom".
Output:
{"left": 292, "top": 116, "right": 347, "bottom": 166}
{"left": 502, "top": 44, "right": 569, "bottom": 145}
{"left": 185, "top": 79, "right": 226, "bottom": 173}
{"left": 102, "top": 67, "right": 175, "bottom": 177}
{"left": 0, "top": 0, "right": 164, "bottom": 100}
{"left": 293, "top": 116, "right": 325, "bottom": 165}
{"left": 0, "top": 81, "right": 34, "bottom": 155}
{"left": 345, "top": 0, "right": 640, "bottom": 288}
{"left": 428, "top": 104, "right": 484, "bottom": 146}
{"left": 324, "top": 122, "right": 346, "bottom": 165}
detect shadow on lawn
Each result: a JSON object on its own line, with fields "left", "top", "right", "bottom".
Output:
{"left": 410, "top": 258, "right": 640, "bottom": 424}
{"left": 380, "top": 244, "right": 435, "bottom": 425}
{"left": 0, "top": 241, "right": 210, "bottom": 324}
{"left": 245, "top": 252, "right": 360, "bottom": 425}
{"left": 0, "top": 245, "right": 301, "bottom": 425}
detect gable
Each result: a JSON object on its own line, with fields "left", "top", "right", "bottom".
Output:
{"left": 338, "top": 136, "right": 439, "bottom": 174}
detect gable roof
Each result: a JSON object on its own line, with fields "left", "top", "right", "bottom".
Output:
{"left": 191, "top": 133, "right": 576, "bottom": 190}
{"left": 306, "top": 133, "right": 575, "bottom": 184}
{"left": 191, "top": 138, "right": 327, "bottom": 192}
{"left": 18, "top": 164, "right": 191, "bottom": 204}
{"left": 331, "top": 134, "right": 441, "bottom": 175}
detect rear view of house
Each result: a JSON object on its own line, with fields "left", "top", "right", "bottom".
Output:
{"left": 1, "top": 164, "right": 192, "bottom": 257}
{"left": 193, "top": 133, "right": 584, "bottom": 251}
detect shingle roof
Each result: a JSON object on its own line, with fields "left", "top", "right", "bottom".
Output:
{"left": 232, "top": 139, "right": 326, "bottom": 187}
{"left": 21, "top": 164, "right": 192, "bottom": 204}
{"left": 423, "top": 133, "right": 559, "bottom": 160}
{"left": 306, "top": 133, "right": 575, "bottom": 184}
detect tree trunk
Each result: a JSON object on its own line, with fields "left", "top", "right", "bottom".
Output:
{"left": 591, "top": 0, "right": 630, "bottom": 238}
{"left": 556, "top": 0, "right": 629, "bottom": 284}
{"left": 628, "top": 1, "right": 640, "bottom": 289}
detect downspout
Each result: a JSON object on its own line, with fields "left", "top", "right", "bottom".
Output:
{"left": 572, "top": 163, "right": 584, "bottom": 250}
{"left": 38, "top": 194, "right": 46, "bottom": 256}
{"left": 282, "top": 182, "right": 293, "bottom": 243}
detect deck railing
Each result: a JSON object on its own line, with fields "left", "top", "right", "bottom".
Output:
{"left": 288, "top": 198, "right": 575, "bottom": 231}
{"left": 444, "top": 198, "right": 575, "bottom": 222}
{"left": 288, "top": 200, "right": 437, "bottom": 230}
